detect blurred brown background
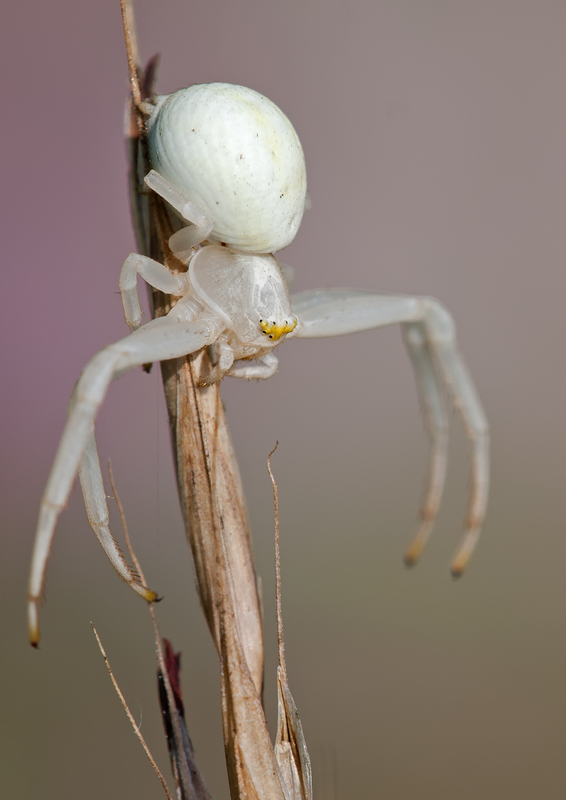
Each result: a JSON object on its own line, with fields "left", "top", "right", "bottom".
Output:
{"left": 2, "top": 1, "right": 566, "bottom": 797}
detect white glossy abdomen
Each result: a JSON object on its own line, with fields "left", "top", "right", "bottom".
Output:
{"left": 148, "top": 83, "right": 307, "bottom": 254}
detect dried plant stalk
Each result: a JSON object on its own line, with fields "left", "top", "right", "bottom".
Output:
{"left": 121, "top": 3, "right": 299, "bottom": 797}
{"left": 269, "top": 446, "right": 313, "bottom": 800}
{"left": 159, "top": 352, "right": 265, "bottom": 694}
{"left": 122, "top": 1, "right": 263, "bottom": 696}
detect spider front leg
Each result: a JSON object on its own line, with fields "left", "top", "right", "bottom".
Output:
{"left": 291, "top": 289, "right": 489, "bottom": 574}
{"left": 29, "top": 312, "right": 222, "bottom": 645}
{"left": 145, "top": 170, "right": 215, "bottom": 259}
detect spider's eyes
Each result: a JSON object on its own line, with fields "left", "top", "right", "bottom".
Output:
{"left": 259, "top": 317, "right": 297, "bottom": 341}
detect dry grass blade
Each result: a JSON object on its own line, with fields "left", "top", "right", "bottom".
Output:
{"left": 274, "top": 675, "right": 313, "bottom": 800}
{"left": 119, "top": 0, "right": 141, "bottom": 107}
{"left": 91, "top": 623, "right": 174, "bottom": 800}
{"left": 213, "top": 511, "right": 287, "bottom": 800}
{"left": 110, "top": 463, "right": 213, "bottom": 800}
{"left": 268, "top": 445, "right": 313, "bottom": 800}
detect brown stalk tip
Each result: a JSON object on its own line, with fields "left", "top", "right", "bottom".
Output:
{"left": 403, "top": 552, "right": 418, "bottom": 568}
{"left": 450, "top": 565, "right": 465, "bottom": 579}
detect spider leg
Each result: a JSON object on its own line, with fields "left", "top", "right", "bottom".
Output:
{"left": 422, "top": 300, "right": 489, "bottom": 576}
{"left": 119, "top": 253, "right": 190, "bottom": 331}
{"left": 402, "top": 322, "right": 449, "bottom": 566}
{"left": 292, "top": 289, "right": 489, "bottom": 574}
{"left": 78, "top": 432, "right": 145, "bottom": 591}
{"left": 227, "top": 352, "right": 279, "bottom": 380}
{"left": 145, "top": 170, "right": 215, "bottom": 255}
{"left": 199, "top": 339, "right": 235, "bottom": 385}
{"left": 29, "top": 313, "right": 222, "bottom": 645}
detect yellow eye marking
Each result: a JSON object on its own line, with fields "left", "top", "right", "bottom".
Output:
{"left": 259, "top": 317, "right": 297, "bottom": 341}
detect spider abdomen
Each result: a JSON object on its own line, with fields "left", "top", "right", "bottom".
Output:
{"left": 148, "top": 83, "right": 307, "bottom": 254}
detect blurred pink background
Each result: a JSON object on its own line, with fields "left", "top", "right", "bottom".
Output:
{"left": 2, "top": 1, "right": 566, "bottom": 797}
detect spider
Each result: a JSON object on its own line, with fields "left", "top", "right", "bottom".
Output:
{"left": 28, "top": 82, "right": 489, "bottom": 645}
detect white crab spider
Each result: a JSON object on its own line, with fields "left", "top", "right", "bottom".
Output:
{"left": 28, "top": 82, "right": 489, "bottom": 645}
